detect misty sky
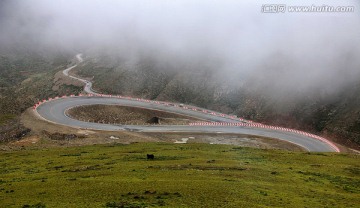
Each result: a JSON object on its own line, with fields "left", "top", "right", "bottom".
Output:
{"left": 0, "top": 0, "right": 359, "bottom": 95}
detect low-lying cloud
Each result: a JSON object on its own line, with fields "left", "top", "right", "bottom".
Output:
{"left": 0, "top": 0, "right": 359, "bottom": 96}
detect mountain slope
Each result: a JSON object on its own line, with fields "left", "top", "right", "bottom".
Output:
{"left": 74, "top": 55, "right": 360, "bottom": 149}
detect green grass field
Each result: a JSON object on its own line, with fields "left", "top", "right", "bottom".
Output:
{"left": 0, "top": 143, "right": 359, "bottom": 207}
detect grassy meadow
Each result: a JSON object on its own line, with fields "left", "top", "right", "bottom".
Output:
{"left": 0, "top": 142, "right": 359, "bottom": 207}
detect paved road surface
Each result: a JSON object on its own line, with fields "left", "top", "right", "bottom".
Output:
{"left": 35, "top": 54, "right": 339, "bottom": 152}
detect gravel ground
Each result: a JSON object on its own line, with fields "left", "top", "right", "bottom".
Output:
{"left": 66, "top": 104, "right": 202, "bottom": 125}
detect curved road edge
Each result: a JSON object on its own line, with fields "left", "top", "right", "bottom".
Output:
{"left": 32, "top": 54, "right": 340, "bottom": 152}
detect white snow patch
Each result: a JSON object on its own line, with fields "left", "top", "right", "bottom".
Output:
{"left": 109, "top": 136, "right": 119, "bottom": 140}
{"left": 174, "top": 138, "right": 189, "bottom": 144}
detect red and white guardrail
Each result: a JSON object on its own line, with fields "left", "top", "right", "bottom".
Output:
{"left": 33, "top": 93, "right": 248, "bottom": 122}
{"left": 189, "top": 122, "right": 340, "bottom": 152}
{"left": 33, "top": 93, "right": 340, "bottom": 152}
{"left": 34, "top": 54, "right": 339, "bottom": 152}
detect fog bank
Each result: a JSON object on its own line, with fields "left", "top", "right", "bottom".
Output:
{"left": 0, "top": 0, "right": 359, "bottom": 95}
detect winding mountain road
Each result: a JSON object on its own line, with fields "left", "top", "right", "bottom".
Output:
{"left": 34, "top": 54, "right": 340, "bottom": 152}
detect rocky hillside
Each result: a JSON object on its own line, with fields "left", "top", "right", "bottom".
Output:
{"left": 75, "top": 54, "right": 360, "bottom": 149}
{"left": 0, "top": 50, "right": 358, "bottom": 149}
{"left": 0, "top": 50, "right": 82, "bottom": 142}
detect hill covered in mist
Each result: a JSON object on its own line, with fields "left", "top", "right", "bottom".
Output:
{"left": 73, "top": 53, "right": 360, "bottom": 148}
{"left": 0, "top": 0, "right": 359, "bottom": 148}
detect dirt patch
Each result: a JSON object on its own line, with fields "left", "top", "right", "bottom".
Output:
{"left": 66, "top": 104, "right": 202, "bottom": 125}
{"left": 11, "top": 135, "right": 40, "bottom": 146}
{"left": 143, "top": 132, "right": 305, "bottom": 151}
